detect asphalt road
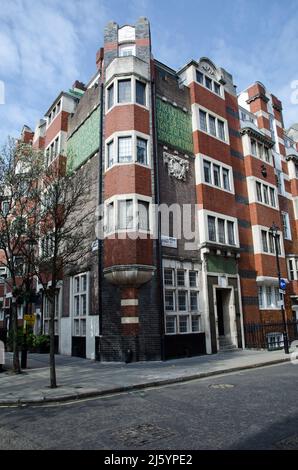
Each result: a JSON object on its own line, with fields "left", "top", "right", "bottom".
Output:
{"left": 0, "top": 362, "right": 298, "bottom": 450}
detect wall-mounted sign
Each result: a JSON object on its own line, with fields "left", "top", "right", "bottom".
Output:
{"left": 161, "top": 236, "right": 177, "bottom": 249}
{"left": 218, "top": 276, "right": 228, "bottom": 288}
{"left": 163, "top": 152, "right": 189, "bottom": 181}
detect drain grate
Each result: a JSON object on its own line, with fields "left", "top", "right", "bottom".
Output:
{"left": 209, "top": 383, "right": 235, "bottom": 390}
{"left": 112, "top": 423, "right": 176, "bottom": 447}
{"left": 275, "top": 435, "right": 298, "bottom": 450}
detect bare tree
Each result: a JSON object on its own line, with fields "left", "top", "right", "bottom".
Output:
{"left": 0, "top": 138, "right": 44, "bottom": 373}
{"left": 32, "top": 157, "right": 95, "bottom": 388}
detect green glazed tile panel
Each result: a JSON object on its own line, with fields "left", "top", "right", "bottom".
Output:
{"left": 207, "top": 255, "right": 237, "bottom": 275}
{"left": 156, "top": 98, "right": 193, "bottom": 154}
{"left": 67, "top": 107, "right": 100, "bottom": 173}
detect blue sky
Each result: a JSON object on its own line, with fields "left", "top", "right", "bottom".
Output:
{"left": 1, "top": 0, "right": 298, "bottom": 145}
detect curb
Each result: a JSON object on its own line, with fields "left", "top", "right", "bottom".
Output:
{"left": 0, "top": 357, "right": 291, "bottom": 407}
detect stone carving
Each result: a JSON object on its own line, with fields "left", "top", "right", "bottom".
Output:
{"left": 201, "top": 62, "right": 215, "bottom": 76}
{"left": 163, "top": 152, "right": 189, "bottom": 181}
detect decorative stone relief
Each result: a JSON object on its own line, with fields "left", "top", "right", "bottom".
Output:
{"left": 163, "top": 152, "right": 189, "bottom": 181}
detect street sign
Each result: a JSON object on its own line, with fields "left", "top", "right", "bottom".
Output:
{"left": 24, "top": 314, "right": 35, "bottom": 326}
{"left": 280, "top": 279, "right": 287, "bottom": 290}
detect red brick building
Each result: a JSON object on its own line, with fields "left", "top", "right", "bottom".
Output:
{"left": 1, "top": 17, "right": 298, "bottom": 361}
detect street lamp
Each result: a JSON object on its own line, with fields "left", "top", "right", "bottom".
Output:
{"left": 269, "top": 222, "right": 289, "bottom": 354}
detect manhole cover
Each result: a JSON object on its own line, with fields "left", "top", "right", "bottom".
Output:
{"left": 112, "top": 423, "right": 175, "bottom": 447}
{"left": 209, "top": 384, "right": 235, "bottom": 389}
{"left": 275, "top": 435, "right": 298, "bottom": 450}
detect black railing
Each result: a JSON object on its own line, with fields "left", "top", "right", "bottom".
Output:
{"left": 244, "top": 320, "right": 298, "bottom": 350}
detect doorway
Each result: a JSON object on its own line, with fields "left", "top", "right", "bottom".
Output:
{"left": 216, "top": 288, "right": 236, "bottom": 350}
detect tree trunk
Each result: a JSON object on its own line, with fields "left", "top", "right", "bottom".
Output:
{"left": 11, "top": 300, "right": 21, "bottom": 373}
{"left": 49, "top": 295, "right": 57, "bottom": 388}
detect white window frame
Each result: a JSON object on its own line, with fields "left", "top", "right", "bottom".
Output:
{"left": 281, "top": 212, "right": 292, "bottom": 240}
{"left": 44, "top": 286, "right": 61, "bottom": 336}
{"left": 119, "top": 43, "right": 136, "bottom": 57}
{"left": 163, "top": 260, "right": 202, "bottom": 335}
{"left": 198, "top": 210, "right": 239, "bottom": 248}
{"left": 247, "top": 176, "right": 278, "bottom": 209}
{"left": 258, "top": 285, "right": 282, "bottom": 310}
{"left": 105, "top": 76, "right": 149, "bottom": 113}
{"left": 195, "top": 69, "right": 223, "bottom": 99}
{"left": 287, "top": 258, "right": 298, "bottom": 281}
{"left": 47, "top": 99, "right": 62, "bottom": 127}
{"left": 45, "top": 133, "right": 61, "bottom": 166}
{"left": 252, "top": 225, "right": 284, "bottom": 257}
{"left": 196, "top": 154, "right": 234, "bottom": 194}
{"left": 104, "top": 194, "right": 152, "bottom": 236}
{"left": 192, "top": 103, "right": 230, "bottom": 145}
{"left": 71, "top": 272, "right": 89, "bottom": 337}
{"left": 105, "top": 131, "right": 151, "bottom": 171}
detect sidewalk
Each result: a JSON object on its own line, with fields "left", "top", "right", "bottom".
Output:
{"left": 0, "top": 349, "right": 291, "bottom": 406}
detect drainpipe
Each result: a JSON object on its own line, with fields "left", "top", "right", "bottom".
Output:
{"left": 151, "top": 77, "right": 165, "bottom": 361}
{"left": 97, "top": 82, "right": 104, "bottom": 357}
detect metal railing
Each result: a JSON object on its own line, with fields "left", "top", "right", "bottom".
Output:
{"left": 244, "top": 320, "right": 298, "bottom": 350}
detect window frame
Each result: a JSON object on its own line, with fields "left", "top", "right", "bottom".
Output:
{"left": 72, "top": 272, "right": 89, "bottom": 337}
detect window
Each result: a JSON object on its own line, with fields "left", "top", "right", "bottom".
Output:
{"left": 164, "top": 268, "right": 174, "bottom": 286}
{"left": 189, "top": 271, "right": 197, "bottom": 287}
{"left": 179, "top": 315, "right": 189, "bottom": 333}
{"left": 209, "top": 115, "right": 216, "bottom": 136}
{"left": 119, "top": 44, "right": 135, "bottom": 57}
{"left": 205, "top": 76, "right": 212, "bottom": 90}
{"left": 207, "top": 215, "right": 236, "bottom": 246}
{"left": 214, "top": 82, "right": 221, "bottom": 95}
{"left": 136, "top": 138, "right": 147, "bottom": 165}
{"left": 107, "top": 140, "right": 114, "bottom": 168}
{"left": 106, "top": 203, "right": 115, "bottom": 233}
{"left": 177, "top": 270, "right": 185, "bottom": 287}
{"left": 198, "top": 109, "right": 227, "bottom": 141}
{"left": 227, "top": 221, "right": 235, "bottom": 245}
{"left": 256, "top": 182, "right": 262, "bottom": 202}
{"left": 107, "top": 83, "right": 114, "bottom": 109}
{"left": 258, "top": 286, "right": 264, "bottom": 308}
{"left": 118, "top": 137, "right": 132, "bottom": 163}
{"left": 166, "top": 316, "right": 176, "bottom": 334}
{"left": 208, "top": 216, "right": 216, "bottom": 242}
{"left": 269, "top": 188, "right": 276, "bottom": 207}
{"left": 218, "top": 120, "right": 225, "bottom": 141}
{"left": 263, "top": 185, "right": 269, "bottom": 205}
{"left": 178, "top": 291, "right": 187, "bottom": 311}
{"left": 190, "top": 292, "right": 198, "bottom": 311}
{"left": 222, "top": 169, "right": 231, "bottom": 191}
{"left": 262, "top": 230, "right": 268, "bottom": 252}
{"left": 282, "top": 212, "right": 291, "bottom": 240}
{"left": 164, "top": 264, "right": 201, "bottom": 335}
{"left": 264, "top": 147, "right": 270, "bottom": 163}
{"left": 165, "top": 290, "right": 175, "bottom": 311}
{"left": 138, "top": 201, "right": 149, "bottom": 231}
{"left": 118, "top": 79, "right": 131, "bottom": 103}
{"left": 258, "top": 143, "right": 263, "bottom": 160}
{"left": 41, "top": 234, "right": 54, "bottom": 259}
{"left": 196, "top": 71, "right": 204, "bottom": 84}
{"left": 118, "top": 199, "right": 134, "bottom": 229}
{"left": 213, "top": 164, "right": 221, "bottom": 187}
{"left": 203, "top": 160, "right": 211, "bottom": 184}
{"left": 72, "top": 273, "right": 88, "bottom": 337}
{"left": 295, "top": 164, "right": 298, "bottom": 179}
{"left": 255, "top": 181, "right": 276, "bottom": 208}
{"left": 251, "top": 139, "right": 257, "bottom": 156}
{"left": 136, "top": 80, "right": 146, "bottom": 106}
{"left": 258, "top": 285, "right": 283, "bottom": 309}
{"left": 218, "top": 219, "right": 226, "bottom": 244}
{"left": 261, "top": 229, "right": 281, "bottom": 255}
{"left": 199, "top": 110, "right": 207, "bottom": 132}
{"left": 288, "top": 258, "right": 298, "bottom": 281}
{"left": 202, "top": 159, "right": 232, "bottom": 192}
